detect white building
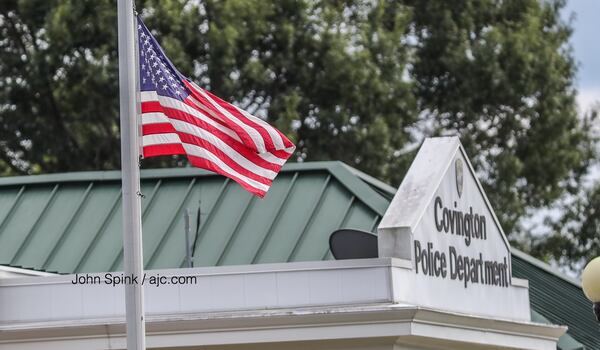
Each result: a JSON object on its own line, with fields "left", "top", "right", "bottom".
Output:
{"left": 0, "top": 137, "right": 595, "bottom": 349}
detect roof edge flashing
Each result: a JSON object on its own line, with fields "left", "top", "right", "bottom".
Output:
{"left": 0, "top": 161, "right": 349, "bottom": 187}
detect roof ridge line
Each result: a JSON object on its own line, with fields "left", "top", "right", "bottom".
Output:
{"left": 0, "top": 162, "right": 347, "bottom": 187}
{"left": 340, "top": 163, "right": 397, "bottom": 196}
{"left": 327, "top": 162, "right": 390, "bottom": 216}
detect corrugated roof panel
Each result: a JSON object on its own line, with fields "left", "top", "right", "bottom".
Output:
{"left": 531, "top": 310, "right": 585, "bottom": 350}
{"left": 342, "top": 201, "right": 380, "bottom": 232}
{"left": 214, "top": 174, "right": 296, "bottom": 266}
{"left": 286, "top": 180, "right": 356, "bottom": 263}
{"left": 39, "top": 183, "right": 95, "bottom": 271}
{"left": 0, "top": 186, "right": 25, "bottom": 232}
{"left": 180, "top": 177, "right": 232, "bottom": 268}
{"left": 145, "top": 179, "right": 202, "bottom": 270}
{"left": 275, "top": 174, "right": 335, "bottom": 263}
{"left": 77, "top": 193, "right": 123, "bottom": 273}
{"left": 9, "top": 184, "right": 61, "bottom": 265}
{"left": 12, "top": 184, "right": 88, "bottom": 268}
{"left": 252, "top": 172, "right": 332, "bottom": 264}
{"left": 45, "top": 184, "right": 121, "bottom": 273}
{"left": 192, "top": 180, "right": 259, "bottom": 267}
{"left": 140, "top": 179, "right": 197, "bottom": 269}
{"left": 148, "top": 177, "right": 234, "bottom": 268}
{"left": 0, "top": 186, "right": 56, "bottom": 264}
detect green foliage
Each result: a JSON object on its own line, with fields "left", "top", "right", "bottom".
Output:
{"left": 0, "top": 0, "right": 596, "bottom": 268}
{"left": 532, "top": 180, "right": 600, "bottom": 272}
{"left": 408, "top": 0, "right": 594, "bottom": 236}
{"left": 157, "top": 0, "right": 417, "bottom": 180}
{"left": 0, "top": 0, "right": 120, "bottom": 173}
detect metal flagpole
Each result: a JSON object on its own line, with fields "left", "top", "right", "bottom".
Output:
{"left": 117, "top": 0, "right": 146, "bottom": 349}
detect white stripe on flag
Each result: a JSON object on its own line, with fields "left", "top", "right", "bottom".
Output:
{"left": 143, "top": 133, "right": 181, "bottom": 146}
{"left": 141, "top": 112, "right": 170, "bottom": 124}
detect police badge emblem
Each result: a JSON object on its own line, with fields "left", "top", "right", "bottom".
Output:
{"left": 455, "top": 158, "right": 463, "bottom": 197}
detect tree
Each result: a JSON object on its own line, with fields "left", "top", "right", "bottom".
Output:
{"left": 531, "top": 180, "right": 600, "bottom": 272}
{"left": 407, "top": 0, "right": 594, "bottom": 237}
{"left": 0, "top": 1, "right": 121, "bottom": 174}
{"left": 530, "top": 106, "right": 599, "bottom": 272}
{"left": 143, "top": 0, "right": 417, "bottom": 179}
{"left": 0, "top": 0, "right": 417, "bottom": 180}
{"left": 0, "top": 0, "right": 596, "bottom": 266}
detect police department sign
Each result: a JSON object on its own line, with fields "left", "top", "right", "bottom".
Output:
{"left": 377, "top": 137, "right": 528, "bottom": 321}
{"left": 414, "top": 191, "right": 509, "bottom": 289}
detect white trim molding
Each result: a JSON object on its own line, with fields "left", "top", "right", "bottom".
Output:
{"left": 0, "top": 259, "right": 564, "bottom": 350}
{"left": 0, "top": 304, "right": 565, "bottom": 350}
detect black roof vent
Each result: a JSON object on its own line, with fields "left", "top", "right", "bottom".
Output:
{"left": 329, "top": 229, "right": 378, "bottom": 260}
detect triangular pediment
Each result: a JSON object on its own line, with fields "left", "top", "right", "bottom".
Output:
{"left": 377, "top": 137, "right": 527, "bottom": 321}
{"left": 380, "top": 136, "right": 510, "bottom": 255}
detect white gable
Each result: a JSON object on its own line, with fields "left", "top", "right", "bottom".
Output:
{"left": 378, "top": 137, "right": 530, "bottom": 321}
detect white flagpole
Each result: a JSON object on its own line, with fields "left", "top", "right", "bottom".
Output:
{"left": 117, "top": 1, "right": 146, "bottom": 349}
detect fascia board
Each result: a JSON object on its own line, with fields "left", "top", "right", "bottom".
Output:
{"left": 0, "top": 257, "right": 408, "bottom": 287}
{"left": 0, "top": 266, "right": 55, "bottom": 277}
{"left": 0, "top": 305, "right": 565, "bottom": 350}
{"left": 411, "top": 307, "right": 567, "bottom": 341}
{"left": 0, "top": 161, "right": 351, "bottom": 186}
{"left": 379, "top": 136, "right": 460, "bottom": 231}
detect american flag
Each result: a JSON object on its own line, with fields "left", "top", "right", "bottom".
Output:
{"left": 137, "top": 17, "right": 295, "bottom": 197}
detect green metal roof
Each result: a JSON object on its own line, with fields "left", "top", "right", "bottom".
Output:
{"left": 0, "top": 161, "right": 597, "bottom": 349}
{"left": 0, "top": 161, "right": 388, "bottom": 273}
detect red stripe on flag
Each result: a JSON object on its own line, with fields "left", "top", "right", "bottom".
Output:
{"left": 144, "top": 140, "right": 271, "bottom": 196}
{"left": 142, "top": 122, "right": 177, "bottom": 135}
{"left": 141, "top": 101, "right": 163, "bottom": 113}
{"left": 143, "top": 143, "right": 186, "bottom": 158}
